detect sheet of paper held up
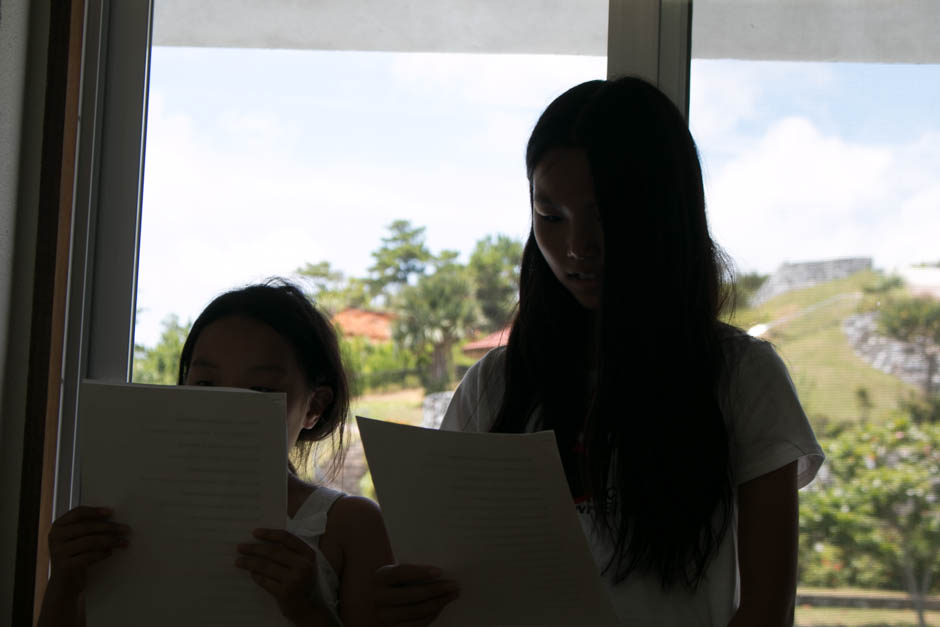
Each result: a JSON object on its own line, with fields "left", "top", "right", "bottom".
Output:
{"left": 78, "top": 381, "right": 290, "bottom": 627}
{"left": 357, "top": 416, "right": 619, "bottom": 626}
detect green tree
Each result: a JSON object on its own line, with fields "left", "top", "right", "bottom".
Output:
{"left": 734, "top": 271, "right": 769, "bottom": 308}
{"left": 468, "top": 234, "right": 523, "bottom": 332}
{"left": 297, "top": 260, "right": 344, "bottom": 294}
{"left": 341, "top": 334, "right": 418, "bottom": 394}
{"left": 879, "top": 296, "right": 940, "bottom": 396}
{"left": 901, "top": 393, "right": 940, "bottom": 425}
{"left": 133, "top": 315, "right": 191, "bottom": 385}
{"left": 799, "top": 417, "right": 940, "bottom": 626}
{"left": 863, "top": 273, "right": 904, "bottom": 294}
{"left": 296, "top": 260, "right": 370, "bottom": 316}
{"left": 393, "top": 251, "right": 479, "bottom": 391}
{"left": 368, "top": 220, "right": 432, "bottom": 297}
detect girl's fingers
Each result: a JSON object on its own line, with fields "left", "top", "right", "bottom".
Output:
{"left": 56, "top": 534, "right": 128, "bottom": 559}
{"left": 373, "top": 563, "right": 445, "bottom": 587}
{"left": 51, "top": 520, "right": 130, "bottom": 543}
{"left": 372, "top": 579, "right": 460, "bottom": 606}
{"left": 372, "top": 564, "right": 460, "bottom": 626}
{"left": 236, "top": 542, "right": 305, "bottom": 571}
{"left": 250, "top": 571, "right": 281, "bottom": 596}
{"left": 234, "top": 555, "right": 288, "bottom": 583}
{"left": 376, "top": 591, "right": 458, "bottom": 625}
{"left": 53, "top": 506, "right": 113, "bottom": 526}
{"left": 250, "top": 529, "right": 315, "bottom": 557}
{"left": 65, "top": 549, "right": 116, "bottom": 569}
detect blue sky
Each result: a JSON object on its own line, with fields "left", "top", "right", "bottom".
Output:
{"left": 135, "top": 48, "right": 940, "bottom": 347}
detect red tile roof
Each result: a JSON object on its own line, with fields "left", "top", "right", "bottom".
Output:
{"left": 462, "top": 326, "right": 511, "bottom": 353}
{"left": 332, "top": 308, "right": 396, "bottom": 342}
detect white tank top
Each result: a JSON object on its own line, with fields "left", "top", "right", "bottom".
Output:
{"left": 285, "top": 486, "right": 345, "bottom": 623}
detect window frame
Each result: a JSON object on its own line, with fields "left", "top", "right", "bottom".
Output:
{"left": 52, "top": 0, "right": 153, "bottom": 521}
{"left": 47, "top": 0, "right": 690, "bottom": 566}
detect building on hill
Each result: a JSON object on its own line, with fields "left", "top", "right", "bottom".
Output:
{"left": 462, "top": 326, "right": 511, "bottom": 361}
{"left": 332, "top": 308, "right": 396, "bottom": 342}
{"left": 751, "top": 257, "right": 872, "bottom": 305}
{"left": 898, "top": 265, "right": 940, "bottom": 299}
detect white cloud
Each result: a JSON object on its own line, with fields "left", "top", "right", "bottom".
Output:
{"left": 136, "top": 86, "right": 535, "bottom": 346}
{"left": 136, "top": 53, "right": 938, "bottom": 347}
{"left": 689, "top": 63, "right": 761, "bottom": 144}
{"left": 704, "top": 117, "right": 938, "bottom": 274}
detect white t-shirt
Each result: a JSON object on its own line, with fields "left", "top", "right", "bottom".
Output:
{"left": 440, "top": 334, "right": 824, "bottom": 626}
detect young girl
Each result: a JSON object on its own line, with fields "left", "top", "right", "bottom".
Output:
{"left": 374, "top": 77, "right": 824, "bottom": 626}
{"left": 39, "top": 280, "right": 394, "bottom": 627}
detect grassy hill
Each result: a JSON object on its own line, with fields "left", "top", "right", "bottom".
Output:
{"left": 346, "top": 270, "right": 919, "bottom": 431}
{"left": 725, "top": 270, "right": 917, "bottom": 426}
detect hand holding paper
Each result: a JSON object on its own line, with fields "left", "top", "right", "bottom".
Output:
{"left": 357, "top": 416, "right": 618, "bottom": 626}
{"left": 78, "top": 381, "right": 290, "bottom": 627}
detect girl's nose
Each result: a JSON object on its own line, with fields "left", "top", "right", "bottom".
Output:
{"left": 567, "top": 221, "right": 602, "bottom": 260}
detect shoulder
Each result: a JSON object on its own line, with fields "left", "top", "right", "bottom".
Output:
{"left": 441, "top": 347, "right": 506, "bottom": 432}
{"left": 327, "top": 495, "right": 393, "bottom": 578}
{"left": 718, "top": 326, "right": 800, "bottom": 415}
{"left": 326, "top": 495, "right": 386, "bottom": 538}
{"left": 717, "top": 329, "right": 825, "bottom": 488}
{"left": 462, "top": 347, "right": 507, "bottom": 389}
{"left": 717, "top": 326, "right": 791, "bottom": 392}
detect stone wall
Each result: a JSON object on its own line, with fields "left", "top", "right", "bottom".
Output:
{"left": 843, "top": 312, "right": 940, "bottom": 392}
{"left": 422, "top": 391, "right": 454, "bottom": 430}
{"left": 752, "top": 257, "right": 872, "bottom": 305}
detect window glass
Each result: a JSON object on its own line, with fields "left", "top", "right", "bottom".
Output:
{"left": 691, "top": 8, "right": 940, "bottom": 624}
{"left": 134, "top": 5, "right": 606, "bottom": 495}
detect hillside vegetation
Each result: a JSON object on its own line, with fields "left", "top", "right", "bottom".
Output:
{"left": 724, "top": 270, "right": 916, "bottom": 425}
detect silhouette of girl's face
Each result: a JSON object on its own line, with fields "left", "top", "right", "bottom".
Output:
{"left": 531, "top": 147, "right": 604, "bottom": 309}
{"left": 184, "top": 316, "right": 331, "bottom": 450}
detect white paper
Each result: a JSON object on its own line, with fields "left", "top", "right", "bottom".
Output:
{"left": 357, "top": 416, "right": 618, "bottom": 626}
{"left": 78, "top": 381, "right": 290, "bottom": 627}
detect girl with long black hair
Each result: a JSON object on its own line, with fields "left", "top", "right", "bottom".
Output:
{"left": 374, "top": 77, "right": 823, "bottom": 626}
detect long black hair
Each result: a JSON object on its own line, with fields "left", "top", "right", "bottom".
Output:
{"left": 178, "top": 279, "right": 350, "bottom": 477}
{"left": 491, "top": 77, "right": 735, "bottom": 590}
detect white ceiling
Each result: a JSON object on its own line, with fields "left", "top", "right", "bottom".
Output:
{"left": 152, "top": 0, "right": 940, "bottom": 63}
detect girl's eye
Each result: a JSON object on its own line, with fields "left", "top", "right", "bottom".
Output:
{"left": 536, "top": 212, "right": 563, "bottom": 223}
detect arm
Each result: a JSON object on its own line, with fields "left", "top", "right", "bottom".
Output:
{"left": 331, "top": 496, "right": 396, "bottom": 627}
{"left": 728, "top": 461, "right": 798, "bottom": 627}
{"left": 37, "top": 583, "right": 86, "bottom": 627}
{"left": 37, "top": 506, "right": 129, "bottom": 627}
{"left": 333, "top": 497, "right": 459, "bottom": 626}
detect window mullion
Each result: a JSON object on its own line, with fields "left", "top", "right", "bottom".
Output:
{"left": 607, "top": 0, "right": 692, "bottom": 120}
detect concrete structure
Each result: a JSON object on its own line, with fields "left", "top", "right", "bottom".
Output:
{"left": 422, "top": 390, "right": 455, "bottom": 430}
{"left": 897, "top": 265, "right": 940, "bottom": 299}
{"left": 752, "top": 258, "right": 873, "bottom": 305}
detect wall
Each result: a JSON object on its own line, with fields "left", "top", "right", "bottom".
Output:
{"left": 0, "top": 0, "right": 48, "bottom": 620}
{"left": 752, "top": 257, "right": 874, "bottom": 305}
